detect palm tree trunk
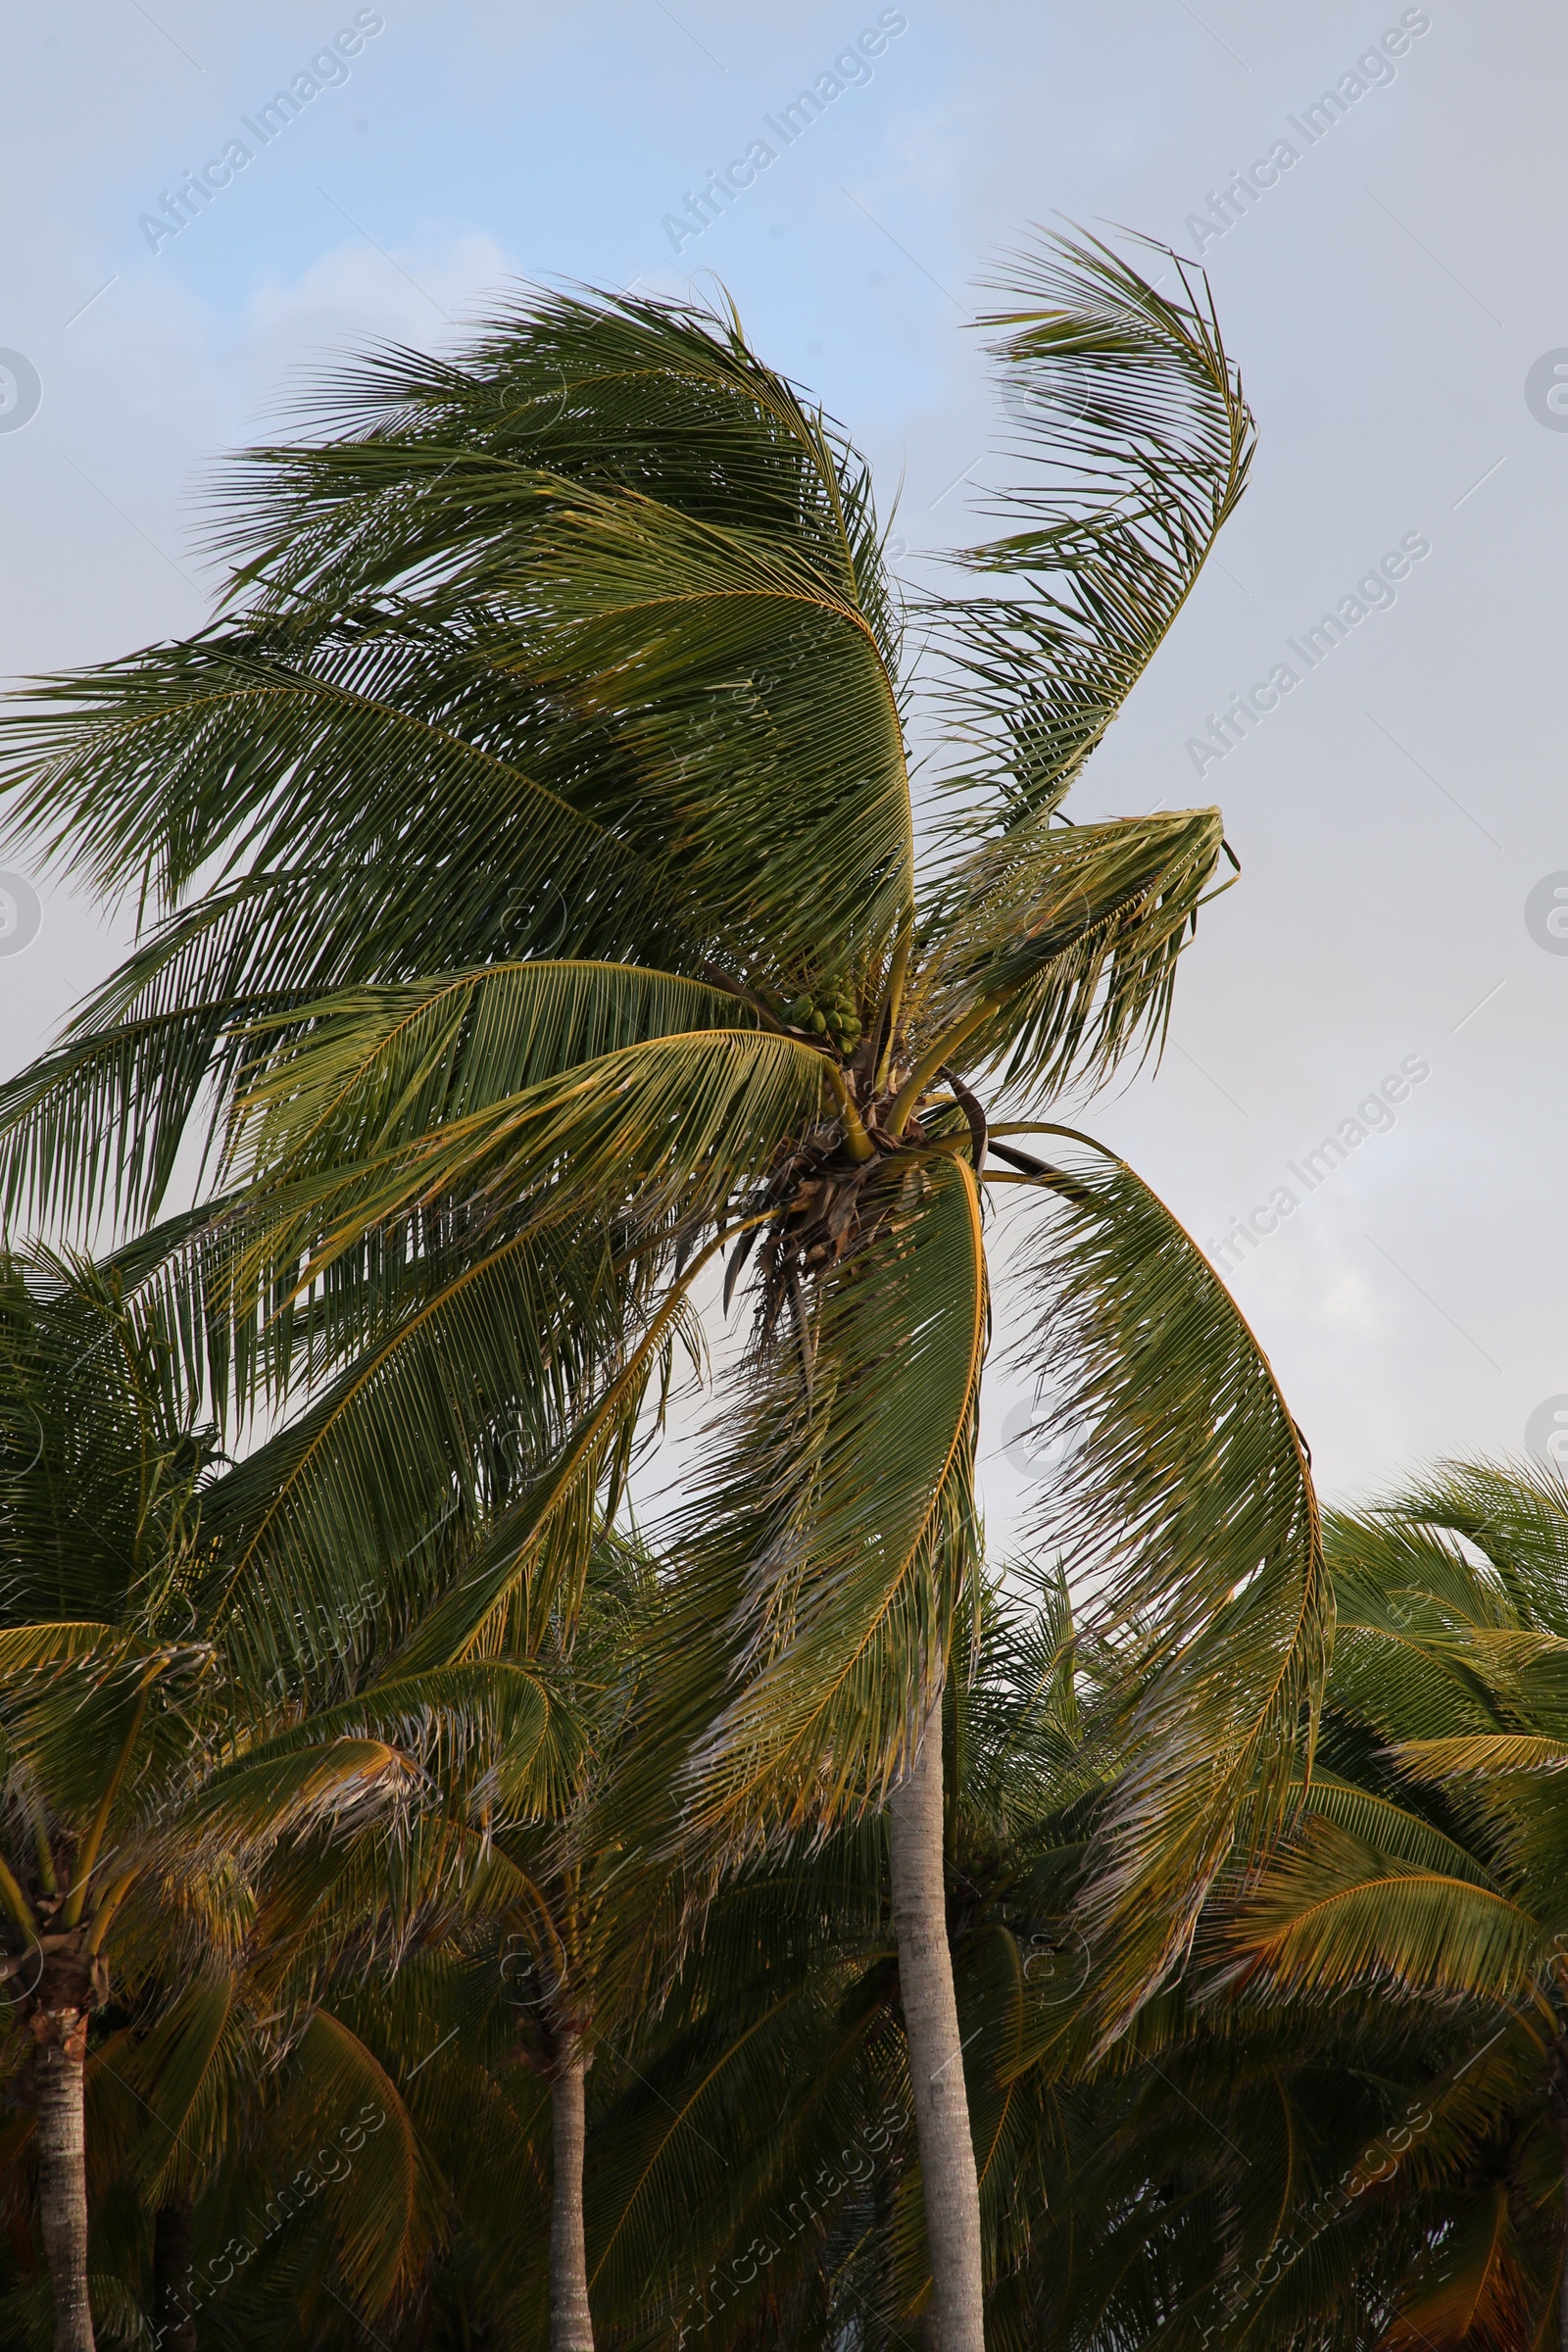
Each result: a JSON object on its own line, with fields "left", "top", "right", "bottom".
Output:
{"left": 888, "top": 1669, "right": 984, "bottom": 2352}
{"left": 550, "top": 2035, "right": 594, "bottom": 2352}
{"left": 34, "top": 2027, "right": 95, "bottom": 2352}
{"left": 153, "top": 2196, "right": 196, "bottom": 2352}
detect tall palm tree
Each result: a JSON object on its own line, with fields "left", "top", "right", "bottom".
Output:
{"left": 581, "top": 1556, "right": 1101, "bottom": 2351}
{"left": 0, "top": 230, "right": 1329, "bottom": 2345}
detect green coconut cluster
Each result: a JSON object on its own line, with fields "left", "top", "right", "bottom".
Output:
{"left": 758, "top": 981, "right": 862, "bottom": 1054}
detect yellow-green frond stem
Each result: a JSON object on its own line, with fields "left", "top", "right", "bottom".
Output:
{"left": 62, "top": 1679, "right": 150, "bottom": 1929}
{"left": 872, "top": 917, "right": 914, "bottom": 1092}
{"left": 821, "top": 1059, "right": 875, "bottom": 1164}
{"left": 83, "top": 1869, "right": 141, "bottom": 1955}
{"left": 885, "top": 1001, "right": 998, "bottom": 1138}
{"left": 0, "top": 1853, "right": 37, "bottom": 1942}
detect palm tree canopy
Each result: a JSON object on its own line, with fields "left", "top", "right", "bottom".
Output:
{"left": 0, "top": 230, "right": 1321, "bottom": 2041}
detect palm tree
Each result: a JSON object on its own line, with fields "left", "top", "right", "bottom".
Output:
{"left": 1203, "top": 1461, "right": 1568, "bottom": 2349}
{"left": 578, "top": 1555, "right": 1100, "bottom": 2351}
{"left": 0, "top": 1246, "right": 233, "bottom": 2349}
{"left": 0, "top": 230, "right": 1329, "bottom": 2345}
{"left": 0, "top": 1245, "right": 458, "bottom": 2351}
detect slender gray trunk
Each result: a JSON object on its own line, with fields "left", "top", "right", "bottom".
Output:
{"left": 34, "top": 2031, "right": 95, "bottom": 2352}
{"left": 889, "top": 1669, "right": 984, "bottom": 2352}
{"left": 550, "top": 2037, "right": 594, "bottom": 2352}
{"left": 153, "top": 2197, "right": 196, "bottom": 2352}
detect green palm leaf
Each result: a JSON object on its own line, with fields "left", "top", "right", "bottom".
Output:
{"left": 929, "top": 226, "right": 1253, "bottom": 833}
{"left": 662, "top": 1154, "right": 988, "bottom": 1842}
{"left": 992, "top": 1133, "right": 1327, "bottom": 2037}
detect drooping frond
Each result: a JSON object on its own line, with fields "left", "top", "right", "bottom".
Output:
{"left": 1217, "top": 1810, "right": 1541, "bottom": 2006}
{"left": 223, "top": 1026, "right": 827, "bottom": 1311}
{"left": 280, "top": 2007, "right": 433, "bottom": 2312}
{"left": 1385, "top": 2181, "right": 1533, "bottom": 2351}
{"left": 656, "top": 1154, "right": 988, "bottom": 1846}
{"left": 992, "top": 1135, "right": 1327, "bottom": 2038}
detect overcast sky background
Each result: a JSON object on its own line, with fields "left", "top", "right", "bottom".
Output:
{"left": 1, "top": 0, "right": 1562, "bottom": 1545}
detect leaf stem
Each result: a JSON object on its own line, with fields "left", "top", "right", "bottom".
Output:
{"left": 872, "top": 921, "right": 913, "bottom": 1093}
{"left": 26, "top": 1790, "right": 56, "bottom": 1895}
{"left": 885, "top": 1002, "right": 995, "bottom": 1139}
{"left": 84, "top": 1870, "right": 140, "bottom": 1955}
{"left": 63, "top": 1682, "right": 149, "bottom": 1930}
{"left": 0, "top": 1854, "right": 36, "bottom": 1943}
{"left": 822, "top": 1059, "right": 875, "bottom": 1164}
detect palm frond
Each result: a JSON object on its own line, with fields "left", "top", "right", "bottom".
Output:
{"left": 666, "top": 1154, "right": 988, "bottom": 1843}
{"left": 908, "top": 807, "right": 1225, "bottom": 1104}
{"left": 993, "top": 1135, "right": 1327, "bottom": 2038}
{"left": 1218, "top": 1813, "right": 1541, "bottom": 2007}
{"left": 926, "top": 227, "right": 1252, "bottom": 835}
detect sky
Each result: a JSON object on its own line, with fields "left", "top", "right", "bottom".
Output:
{"left": 1, "top": 0, "right": 1563, "bottom": 1544}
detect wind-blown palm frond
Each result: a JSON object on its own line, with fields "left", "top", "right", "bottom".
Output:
{"left": 1218, "top": 1813, "right": 1542, "bottom": 2006}
{"left": 224, "top": 1026, "right": 825, "bottom": 1305}
{"left": 929, "top": 227, "right": 1253, "bottom": 834}
{"left": 991, "top": 1135, "right": 1327, "bottom": 2037}
{"left": 649, "top": 1154, "right": 988, "bottom": 1847}
{"left": 907, "top": 807, "right": 1226, "bottom": 1104}
{"left": 0, "top": 287, "right": 918, "bottom": 1242}
{"left": 224, "top": 960, "right": 760, "bottom": 1177}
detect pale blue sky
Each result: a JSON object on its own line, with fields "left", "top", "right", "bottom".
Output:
{"left": 2, "top": 0, "right": 1563, "bottom": 1530}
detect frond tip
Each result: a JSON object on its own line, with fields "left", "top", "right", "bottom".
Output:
{"left": 931, "top": 225, "right": 1254, "bottom": 828}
